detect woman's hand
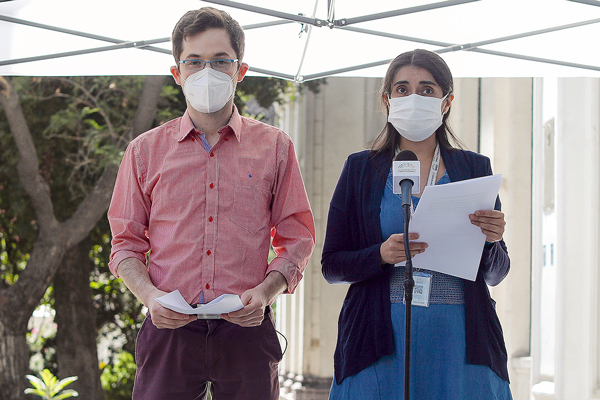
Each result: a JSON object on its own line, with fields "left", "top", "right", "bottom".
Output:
{"left": 469, "top": 210, "right": 505, "bottom": 243}
{"left": 380, "top": 233, "right": 428, "bottom": 265}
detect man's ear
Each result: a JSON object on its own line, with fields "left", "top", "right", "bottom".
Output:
{"left": 170, "top": 65, "right": 182, "bottom": 85}
{"left": 237, "top": 63, "right": 249, "bottom": 82}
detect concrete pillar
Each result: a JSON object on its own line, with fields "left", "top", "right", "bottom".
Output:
{"left": 554, "top": 78, "right": 600, "bottom": 399}
{"left": 278, "top": 77, "right": 385, "bottom": 397}
{"left": 452, "top": 77, "right": 533, "bottom": 399}
{"left": 485, "top": 78, "right": 533, "bottom": 400}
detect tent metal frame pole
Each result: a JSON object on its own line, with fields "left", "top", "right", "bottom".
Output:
{"left": 0, "top": 14, "right": 129, "bottom": 43}
{"left": 243, "top": 20, "right": 294, "bottom": 30}
{"left": 338, "top": 17, "right": 600, "bottom": 50}
{"left": 438, "top": 17, "right": 600, "bottom": 51}
{"left": 246, "top": 66, "right": 296, "bottom": 81}
{"left": 463, "top": 48, "right": 600, "bottom": 72}
{"left": 341, "top": 26, "right": 450, "bottom": 47}
{"left": 302, "top": 46, "right": 600, "bottom": 81}
{"left": 0, "top": 14, "right": 170, "bottom": 54}
{"left": 0, "top": 38, "right": 171, "bottom": 67}
{"left": 567, "top": 0, "right": 600, "bottom": 6}
{"left": 302, "top": 45, "right": 600, "bottom": 82}
{"left": 333, "top": 0, "right": 481, "bottom": 26}
{"left": 201, "top": 0, "right": 328, "bottom": 27}
{"left": 302, "top": 60, "right": 393, "bottom": 81}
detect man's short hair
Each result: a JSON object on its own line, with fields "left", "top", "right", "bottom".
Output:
{"left": 172, "top": 7, "right": 245, "bottom": 65}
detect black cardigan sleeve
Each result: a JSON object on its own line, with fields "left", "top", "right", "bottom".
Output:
{"left": 322, "top": 155, "right": 391, "bottom": 285}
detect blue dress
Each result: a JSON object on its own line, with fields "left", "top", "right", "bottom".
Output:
{"left": 329, "top": 170, "right": 512, "bottom": 400}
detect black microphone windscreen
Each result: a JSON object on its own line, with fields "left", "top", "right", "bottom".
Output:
{"left": 394, "top": 150, "right": 418, "bottom": 162}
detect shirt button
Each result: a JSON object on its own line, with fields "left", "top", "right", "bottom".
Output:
{"left": 206, "top": 250, "right": 211, "bottom": 256}
{"left": 206, "top": 283, "right": 210, "bottom": 289}
{"left": 224, "top": 137, "right": 229, "bottom": 141}
{"left": 210, "top": 152, "right": 214, "bottom": 157}
{"left": 209, "top": 183, "right": 214, "bottom": 189}
{"left": 208, "top": 216, "right": 213, "bottom": 222}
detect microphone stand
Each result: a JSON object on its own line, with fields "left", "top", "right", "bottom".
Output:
{"left": 395, "top": 149, "right": 419, "bottom": 400}
{"left": 402, "top": 199, "right": 414, "bottom": 400}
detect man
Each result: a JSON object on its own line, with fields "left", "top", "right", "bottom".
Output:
{"left": 107, "top": 7, "right": 315, "bottom": 400}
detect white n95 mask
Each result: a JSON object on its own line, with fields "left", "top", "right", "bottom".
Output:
{"left": 388, "top": 93, "right": 448, "bottom": 142}
{"left": 182, "top": 68, "right": 236, "bottom": 114}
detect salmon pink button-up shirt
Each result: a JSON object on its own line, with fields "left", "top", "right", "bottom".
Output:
{"left": 108, "top": 107, "right": 315, "bottom": 305}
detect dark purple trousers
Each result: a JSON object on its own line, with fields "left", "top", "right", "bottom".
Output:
{"left": 132, "top": 308, "right": 282, "bottom": 400}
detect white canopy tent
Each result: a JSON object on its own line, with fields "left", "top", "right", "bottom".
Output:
{"left": 3, "top": 2, "right": 600, "bottom": 399}
{"left": 1, "top": 0, "right": 600, "bottom": 80}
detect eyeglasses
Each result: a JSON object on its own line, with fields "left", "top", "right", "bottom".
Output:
{"left": 179, "top": 59, "right": 238, "bottom": 72}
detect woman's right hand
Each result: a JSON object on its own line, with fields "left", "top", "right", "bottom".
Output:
{"left": 380, "top": 233, "right": 428, "bottom": 265}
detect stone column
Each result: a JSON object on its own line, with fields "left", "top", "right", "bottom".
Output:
{"left": 553, "top": 78, "right": 600, "bottom": 399}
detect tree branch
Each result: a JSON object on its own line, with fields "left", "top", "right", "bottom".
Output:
{"left": 130, "top": 75, "right": 165, "bottom": 140}
{"left": 0, "top": 77, "right": 59, "bottom": 233}
{"left": 63, "top": 75, "right": 166, "bottom": 247}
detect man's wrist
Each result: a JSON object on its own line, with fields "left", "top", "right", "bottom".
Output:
{"left": 262, "top": 271, "right": 288, "bottom": 304}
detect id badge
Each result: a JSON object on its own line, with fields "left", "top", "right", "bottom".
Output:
{"left": 410, "top": 272, "right": 432, "bottom": 307}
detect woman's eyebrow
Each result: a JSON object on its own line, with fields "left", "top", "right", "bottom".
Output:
{"left": 392, "top": 80, "right": 438, "bottom": 86}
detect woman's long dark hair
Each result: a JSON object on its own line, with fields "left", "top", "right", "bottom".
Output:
{"left": 371, "top": 49, "right": 463, "bottom": 158}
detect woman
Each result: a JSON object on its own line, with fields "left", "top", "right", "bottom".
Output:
{"left": 321, "top": 49, "right": 512, "bottom": 399}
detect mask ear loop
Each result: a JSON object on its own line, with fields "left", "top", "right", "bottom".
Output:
{"left": 225, "top": 68, "right": 241, "bottom": 105}
{"left": 440, "top": 93, "right": 451, "bottom": 115}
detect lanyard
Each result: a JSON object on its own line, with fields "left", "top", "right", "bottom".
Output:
{"left": 408, "top": 143, "right": 440, "bottom": 216}
{"left": 427, "top": 143, "right": 441, "bottom": 188}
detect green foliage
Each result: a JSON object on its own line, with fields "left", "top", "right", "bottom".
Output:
{"left": 90, "top": 226, "right": 145, "bottom": 358}
{"left": 236, "top": 77, "right": 295, "bottom": 110}
{"left": 24, "top": 369, "right": 78, "bottom": 399}
{"left": 155, "top": 81, "right": 185, "bottom": 124}
{"left": 100, "top": 352, "right": 136, "bottom": 400}
{"left": 0, "top": 128, "right": 35, "bottom": 283}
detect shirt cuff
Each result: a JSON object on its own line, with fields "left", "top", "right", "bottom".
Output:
{"left": 266, "top": 256, "right": 303, "bottom": 294}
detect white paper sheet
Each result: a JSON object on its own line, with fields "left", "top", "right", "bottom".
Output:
{"left": 155, "top": 290, "right": 244, "bottom": 316}
{"left": 396, "top": 174, "right": 503, "bottom": 281}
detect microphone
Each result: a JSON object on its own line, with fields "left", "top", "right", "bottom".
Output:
{"left": 393, "top": 150, "right": 420, "bottom": 206}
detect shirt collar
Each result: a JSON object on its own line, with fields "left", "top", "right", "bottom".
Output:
{"left": 177, "top": 106, "right": 243, "bottom": 143}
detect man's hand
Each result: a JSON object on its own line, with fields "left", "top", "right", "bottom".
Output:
{"left": 221, "top": 287, "right": 269, "bottom": 327}
{"left": 145, "top": 288, "right": 196, "bottom": 329}
{"left": 221, "top": 271, "right": 287, "bottom": 327}
{"left": 117, "top": 258, "right": 195, "bottom": 329}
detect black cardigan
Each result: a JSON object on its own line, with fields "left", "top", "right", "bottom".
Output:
{"left": 321, "top": 146, "right": 510, "bottom": 384}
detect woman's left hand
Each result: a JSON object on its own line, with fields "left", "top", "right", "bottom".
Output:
{"left": 469, "top": 210, "right": 505, "bottom": 243}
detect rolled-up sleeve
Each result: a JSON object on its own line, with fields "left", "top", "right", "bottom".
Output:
{"left": 107, "top": 143, "right": 151, "bottom": 276}
{"left": 266, "top": 138, "right": 315, "bottom": 294}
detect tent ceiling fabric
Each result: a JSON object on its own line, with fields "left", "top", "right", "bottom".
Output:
{"left": 1, "top": 0, "right": 600, "bottom": 80}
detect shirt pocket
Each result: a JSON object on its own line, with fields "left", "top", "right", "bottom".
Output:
{"left": 231, "top": 177, "right": 273, "bottom": 233}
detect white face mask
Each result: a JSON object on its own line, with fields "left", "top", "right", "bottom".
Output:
{"left": 387, "top": 93, "right": 448, "bottom": 142}
{"left": 181, "top": 68, "right": 236, "bottom": 114}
